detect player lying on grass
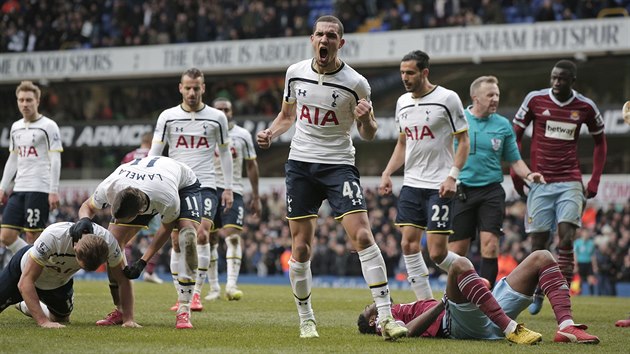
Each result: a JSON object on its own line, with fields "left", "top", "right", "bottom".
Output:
{"left": 0, "top": 221, "right": 139, "bottom": 328}
{"left": 358, "top": 250, "right": 599, "bottom": 344}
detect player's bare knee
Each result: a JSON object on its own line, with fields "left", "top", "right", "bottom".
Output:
{"left": 292, "top": 243, "right": 311, "bottom": 260}
{"left": 531, "top": 249, "right": 554, "bottom": 263}
{"left": 530, "top": 234, "right": 548, "bottom": 251}
{"left": 353, "top": 228, "right": 373, "bottom": 247}
{"left": 0, "top": 229, "right": 17, "bottom": 245}
{"left": 196, "top": 227, "right": 209, "bottom": 244}
{"left": 450, "top": 256, "right": 473, "bottom": 274}
{"left": 481, "top": 242, "right": 499, "bottom": 258}
{"left": 227, "top": 234, "right": 240, "bottom": 246}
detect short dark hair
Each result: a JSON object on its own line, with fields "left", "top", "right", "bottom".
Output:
{"left": 402, "top": 50, "right": 430, "bottom": 71}
{"left": 554, "top": 60, "right": 577, "bottom": 79}
{"left": 314, "top": 15, "right": 344, "bottom": 38}
{"left": 357, "top": 313, "right": 376, "bottom": 334}
{"left": 75, "top": 234, "right": 109, "bottom": 271}
{"left": 182, "top": 67, "right": 204, "bottom": 82}
{"left": 111, "top": 187, "right": 145, "bottom": 220}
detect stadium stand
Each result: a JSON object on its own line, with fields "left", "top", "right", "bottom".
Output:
{"left": 1, "top": 0, "right": 629, "bottom": 52}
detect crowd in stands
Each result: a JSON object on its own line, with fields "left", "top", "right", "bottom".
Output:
{"left": 3, "top": 185, "right": 628, "bottom": 296}
{"left": 1, "top": 0, "right": 629, "bottom": 53}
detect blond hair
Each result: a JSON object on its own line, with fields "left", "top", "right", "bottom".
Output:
{"left": 16, "top": 81, "right": 41, "bottom": 101}
{"left": 470, "top": 76, "right": 498, "bottom": 98}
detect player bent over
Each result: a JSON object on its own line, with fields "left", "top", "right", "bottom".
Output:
{"left": 74, "top": 156, "right": 202, "bottom": 329}
{"left": 0, "top": 222, "right": 139, "bottom": 328}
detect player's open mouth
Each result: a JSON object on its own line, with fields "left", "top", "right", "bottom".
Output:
{"left": 319, "top": 47, "right": 328, "bottom": 61}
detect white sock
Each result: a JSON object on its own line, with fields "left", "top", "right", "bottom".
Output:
{"left": 207, "top": 243, "right": 220, "bottom": 292}
{"left": 559, "top": 319, "right": 575, "bottom": 330}
{"left": 225, "top": 234, "right": 242, "bottom": 289}
{"left": 404, "top": 252, "right": 433, "bottom": 300}
{"left": 170, "top": 248, "right": 179, "bottom": 290}
{"left": 437, "top": 251, "right": 461, "bottom": 273}
{"left": 177, "top": 251, "right": 194, "bottom": 310}
{"left": 358, "top": 243, "right": 392, "bottom": 320}
{"left": 7, "top": 237, "right": 28, "bottom": 254}
{"left": 177, "top": 228, "right": 198, "bottom": 281}
{"left": 289, "top": 258, "right": 314, "bottom": 323}
{"left": 503, "top": 320, "right": 518, "bottom": 336}
{"left": 194, "top": 243, "right": 210, "bottom": 295}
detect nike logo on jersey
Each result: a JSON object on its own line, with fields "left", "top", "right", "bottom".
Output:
{"left": 299, "top": 106, "right": 339, "bottom": 126}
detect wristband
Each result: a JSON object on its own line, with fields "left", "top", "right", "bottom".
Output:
{"left": 526, "top": 172, "right": 534, "bottom": 179}
{"left": 448, "top": 166, "right": 460, "bottom": 180}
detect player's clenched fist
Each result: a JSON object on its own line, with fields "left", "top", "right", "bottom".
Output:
{"left": 256, "top": 129, "right": 273, "bottom": 149}
{"left": 623, "top": 101, "right": 630, "bottom": 125}
{"left": 354, "top": 98, "right": 372, "bottom": 122}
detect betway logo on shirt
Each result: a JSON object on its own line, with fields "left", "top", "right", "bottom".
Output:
{"left": 545, "top": 120, "right": 576, "bottom": 141}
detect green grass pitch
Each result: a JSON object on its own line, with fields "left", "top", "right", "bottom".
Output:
{"left": 1, "top": 281, "right": 628, "bottom": 353}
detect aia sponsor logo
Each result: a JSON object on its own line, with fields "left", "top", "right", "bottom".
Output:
{"left": 404, "top": 125, "right": 435, "bottom": 140}
{"left": 175, "top": 136, "right": 210, "bottom": 149}
{"left": 17, "top": 145, "right": 38, "bottom": 157}
{"left": 299, "top": 106, "right": 339, "bottom": 126}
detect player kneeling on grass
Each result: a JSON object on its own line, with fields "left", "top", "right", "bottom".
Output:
{"left": 0, "top": 221, "right": 140, "bottom": 328}
{"left": 358, "top": 250, "right": 599, "bottom": 345}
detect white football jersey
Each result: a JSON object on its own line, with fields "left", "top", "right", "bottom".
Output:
{"left": 90, "top": 156, "right": 197, "bottom": 224}
{"left": 7, "top": 115, "right": 63, "bottom": 192}
{"left": 395, "top": 86, "right": 468, "bottom": 189}
{"left": 284, "top": 59, "right": 370, "bottom": 165}
{"left": 150, "top": 105, "right": 230, "bottom": 189}
{"left": 214, "top": 124, "right": 257, "bottom": 195}
{"left": 21, "top": 222, "right": 122, "bottom": 290}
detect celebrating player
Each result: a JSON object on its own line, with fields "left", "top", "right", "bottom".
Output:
{"left": 256, "top": 15, "right": 407, "bottom": 340}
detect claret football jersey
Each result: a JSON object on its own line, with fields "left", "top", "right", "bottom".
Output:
{"left": 514, "top": 88, "right": 604, "bottom": 183}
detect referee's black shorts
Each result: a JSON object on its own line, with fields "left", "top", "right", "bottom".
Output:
{"left": 450, "top": 183, "right": 505, "bottom": 242}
